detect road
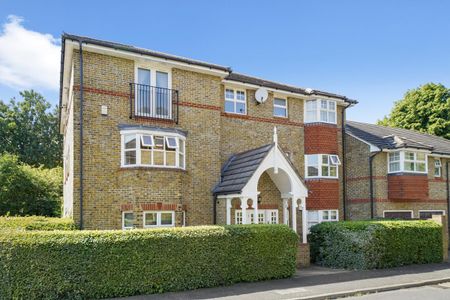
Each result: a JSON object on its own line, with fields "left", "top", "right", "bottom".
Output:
{"left": 347, "top": 282, "right": 450, "bottom": 299}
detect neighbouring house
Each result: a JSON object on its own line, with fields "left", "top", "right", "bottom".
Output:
{"left": 59, "top": 33, "right": 358, "bottom": 242}
{"left": 345, "top": 121, "right": 450, "bottom": 220}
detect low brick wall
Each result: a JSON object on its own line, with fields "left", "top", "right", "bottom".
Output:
{"left": 297, "top": 243, "right": 310, "bottom": 268}
{"left": 432, "top": 215, "right": 449, "bottom": 262}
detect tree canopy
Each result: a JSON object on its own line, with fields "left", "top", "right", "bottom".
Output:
{"left": 378, "top": 83, "right": 450, "bottom": 139}
{"left": 0, "top": 90, "right": 62, "bottom": 168}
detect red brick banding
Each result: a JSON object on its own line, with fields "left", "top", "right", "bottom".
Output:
{"left": 120, "top": 203, "right": 133, "bottom": 211}
{"left": 305, "top": 179, "right": 339, "bottom": 209}
{"left": 220, "top": 112, "right": 303, "bottom": 127}
{"left": 304, "top": 123, "right": 339, "bottom": 154}
{"left": 388, "top": 174, "right": 429, "bottom": 201}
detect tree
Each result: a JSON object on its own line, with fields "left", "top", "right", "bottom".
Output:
{"left": 0, "top": 154, "right": 62, "bottom": 217}
{"left": 0, "top": 90, "right": 62, "bottom": 168}
{"left": 378, "top": 83, "right": 450, "bottom": 139}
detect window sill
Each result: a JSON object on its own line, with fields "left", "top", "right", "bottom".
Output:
{"left": 273, "top": 115, "right": 288, "bottom": 119}
{"left": 119, "top": 166, "right": 187, "bottom": 172}
{"left": 387, "top": 172, "right": 428, "bottom": 176}
{"left": 223, "top": 111, "right": 247, "bottom": 116}
{"left": 304, "top": 121, "right": 337, "bottom": 126}
{"left": 305, "top": 177, "right": 339, "bottom": 181}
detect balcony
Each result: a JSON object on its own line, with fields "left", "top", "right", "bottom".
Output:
{"left": 129, "top": 83, "right": 179, "bottom": 123}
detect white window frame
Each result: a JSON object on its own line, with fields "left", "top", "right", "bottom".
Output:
{"left": 305, "top": 154, "right": 339, "bottom": 179}
{"left": 143, "top": 211, "right": 175, "bottom": 228}
{"left": 135, "top": 65, "right": 172, "bottom": 118}
{"left": 224, "top": 88, "right": 247, "bottom": 115}
{"left": 234, "top": 209, "right": 279, "bottom": 224}
{"left": 383, "top": 210, "right": 413, "bottom": 219}
{"left": 307, "top": 210, "right": 339, "bottom": 231}
{"left": 418, "top": 210, "right": 445, "bottom": 220}
{"left": 122, "top": 211, "right": 134, "bottom": 230}
{"left": 434, "top": 159, "right": 442, "bottom": 177}
{"left": 273, "top": 97, "right": 288, "bottom": 118}
{"left": 387, "top": 150, "right": 428, "bottom": 174}
{"left": 304, "top": 99, "right": 337, "bottom": 124}
{"left": 120, "top": 130, "right": 186, "bottom": 169}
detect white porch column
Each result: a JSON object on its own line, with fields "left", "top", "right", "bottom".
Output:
{"left": 291, "top": 198, "right": 298, "bottom": 233}
{"left": 253, "top": 196, "right": 259, "bottom": 224}
{"left": 226, "top": 197, "right": 232, "bottom": 225}
{"left": 240, "top": 197, "right": 247, "bottom": 224}
{"left": 300, "top": 197, "right": 307, "bottom": 243}
{"left": 282, "top": 198, "right": 289, "bottom": 225}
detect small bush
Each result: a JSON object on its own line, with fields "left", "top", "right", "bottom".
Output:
{"left": 309, "top": 220, "right": 442, "bottom": 269}
{"left": 0, "top": 224, "right": 298, "bottom": 299}
{"left": 0, "top": 216, "right": 76, "bottom": 231}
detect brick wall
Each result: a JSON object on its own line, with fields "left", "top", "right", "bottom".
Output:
{"left": 304, "top": 123, "right": 339, "bottom": 154}
{"left": 388, "top": 174, "right": 429, "bottom": 201}
{"left": 306, "top": 179, "right": 340, "bottom": 209}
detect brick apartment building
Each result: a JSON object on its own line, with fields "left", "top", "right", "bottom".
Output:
{"left": 59, "top": 34, "right": 450, "bottom": 240}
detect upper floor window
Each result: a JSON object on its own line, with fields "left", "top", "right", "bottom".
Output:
{"left": 305, "top": 99, "right": 336, "bottom": 124}
{"left": 305, "top": 154, "right": 341, "bottom": 178}
{"left": 225, "top": 88, "right": 246, "bottom": 114}
{"left": 121, "top": 130, "right": 185, "bottom": 169}
{"left": 434, "top": 159, "right": 442, "bottom": 177}
{"left": 273, "top": 98, "right": 287, "bottom": 117}
{"left": 135, "top": 67, "right": 172, "bottom": 118}
{"left": 388, "top": 151, "right": 427, "bottom": 174}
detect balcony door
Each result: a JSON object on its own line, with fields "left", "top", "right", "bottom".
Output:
{"left": 156, "top": 71, "right": 170, "bottom": 118}
{"left": 137, "top": 68, "right": 151, "bottom": 116}
{"left": 136, "top": 68, "right": 171, "bottom": 118}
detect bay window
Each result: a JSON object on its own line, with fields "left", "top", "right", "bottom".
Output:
{"left": 121, "top": 130, "right": 185, "bottom": 169}
{"left": 305, "top": 99, "right": 336, "bottom": 124}
{"left": 388, "top": 151, "right": 427, "bottom": 174}
{"left": 305, "top": 154, "right": 341, "bottom": 178}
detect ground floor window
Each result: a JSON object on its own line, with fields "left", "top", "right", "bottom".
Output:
{"left": 307, "top": 210, "right": 338, "bottom": 230}
{"left": 122, "top": 211, "right": 134, "bottom": 230}
{"left": 143, "top": 211, "right": 175, "bottom": 227}
{"left": 235, "top": 209, "right": 278, "bottom": 224}
{"left": 383, "top": 210, "right": 413, "bottom": 219}
{"left": 419, "top": 210, "right": 445, "bottom": 220}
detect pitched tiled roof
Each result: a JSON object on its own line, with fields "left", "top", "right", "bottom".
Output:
{"left": 225, "top": 73, "right": 358, "bottom": 104}
{"left": 346, "top": 121, "right": 450, "bottom": 155}
{"left": 213, "top": 144, "right": 274, "bottom": 195}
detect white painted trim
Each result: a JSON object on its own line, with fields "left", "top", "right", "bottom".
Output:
{"left": 143, "top": 211, "right": 175, "bottom": 228}
{"left": 122, "top": 211, "right": 134, "bottom": 230}
{"left": 418, "top": 210, "right": 446, "bottom": 218}
{"left": 235, "top": 209, "right": 279, "bottom": 224}
{"left": 383, "top": 210, "right": 414, "bottom": 218}
{"left": 345, "top": 132, "right": 381, "bottom": 152}
{"left": 65, "top": 40, "right": 229, "bottom": 77}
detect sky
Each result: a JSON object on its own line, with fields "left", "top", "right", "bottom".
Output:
{"left": 0, "top": 0, "right": 450, "bottom": 123}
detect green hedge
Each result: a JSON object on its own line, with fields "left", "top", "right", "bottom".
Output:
{"left": 0, "top": 224, "right": 298, "bottom": 299}
{"left": 309, "top": 220, "right": 442, "bottom": 269}
{"left": 0, "top": 216, "right": 76, "bottom": 231}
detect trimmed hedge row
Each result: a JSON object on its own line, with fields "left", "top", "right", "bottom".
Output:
{"left": 0, "top": 216, "right": 76, "bottom": 231}
{"left": 0, "top": 224, "right": 298, "bottom": 299}
{"left": 309, "top": 220, "right": 443, "bottom": 270}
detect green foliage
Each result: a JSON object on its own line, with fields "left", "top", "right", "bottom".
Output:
{"left": 0, "top": 216, "right": 75, "bottom": 231}
{"left": 0, "top": 224, "right": 298, "bottom": 299}
{"left": 0, "top": 90, "right": 62, "bottom": 168}
{"left": 309, "top": 220, "right": 442, "bottom": 269}
{"left": 378, "top": 83, "right": 450, "bottom": 139}
{"left": 0, "top": 154, "right": 62, "bottom": 217}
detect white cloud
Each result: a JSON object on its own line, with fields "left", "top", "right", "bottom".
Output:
{"left": 0, "top": 15, "right": 60, "bottom": 91}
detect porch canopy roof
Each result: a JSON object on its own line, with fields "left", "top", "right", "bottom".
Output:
{"left": 213, "top": 142, "right": 307, "bottom": 199}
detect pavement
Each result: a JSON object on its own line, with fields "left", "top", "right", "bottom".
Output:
{"left": 116, "top": 256, "right": 450, "bottom": 300}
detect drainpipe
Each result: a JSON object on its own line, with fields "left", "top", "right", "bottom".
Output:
{"left": 341, "top": 103, "right": 351, "bottom": 220}
{"left": 369, "top": 151, "right": 382, "bottom": 219}
{"left": 78, "top": 40, "right": 85, "bottom": 230}
{"left": 213, "top": 195, "right": 217, "bottom": 224}
{"left": 446, "top": 161, "right": 449, "bottom": 230}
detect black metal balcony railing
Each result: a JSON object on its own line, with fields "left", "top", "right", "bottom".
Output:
{"left": 129, "top": 83, "right": 179, "bottom": 123}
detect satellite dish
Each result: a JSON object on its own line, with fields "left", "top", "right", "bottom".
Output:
{"left": 305, "top": 88, "right": 314, "bottom": 94}
{"left": 255, "top": 88, "right": 268, "bottom": 104}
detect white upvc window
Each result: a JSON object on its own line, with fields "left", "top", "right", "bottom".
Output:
{"left": 434, "top": 159, "right": 442, "bottom": 177}
{"left": 419, "top": 210, "right": 445, "bottom": 220}
{"left": 305, "top": 99, "right": 337, "bottom": 124}
{"left": 122, "top": 211, "right": 134, "bottom": 230}
{"left": 388, "top": 151, "right": 427, "bottom": 174}
{"left": 135, "top": 67, "right": 172, "bottom": 118}
{"left": 273, "top": 97, "right": 287, "bottom": 117}
{"left": 143, "top": 211, "right": 175, "bottom": 227}
{"left": 225, "top": 88, "right": 246, "bottom": 114}
{"left": 121, "top": 130, "right": 186, "bottom": 169}
{"left": 305, "top": 154, "right": 340, "bottom": 178}
{"left": 307, "top": 210, "right": 338, "bottom": 230}
{"left": 235, "top": 209, "right": 278, "bottom": 224}
{"left": 383, "top": 210, "right": 413, "bottom": 219}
